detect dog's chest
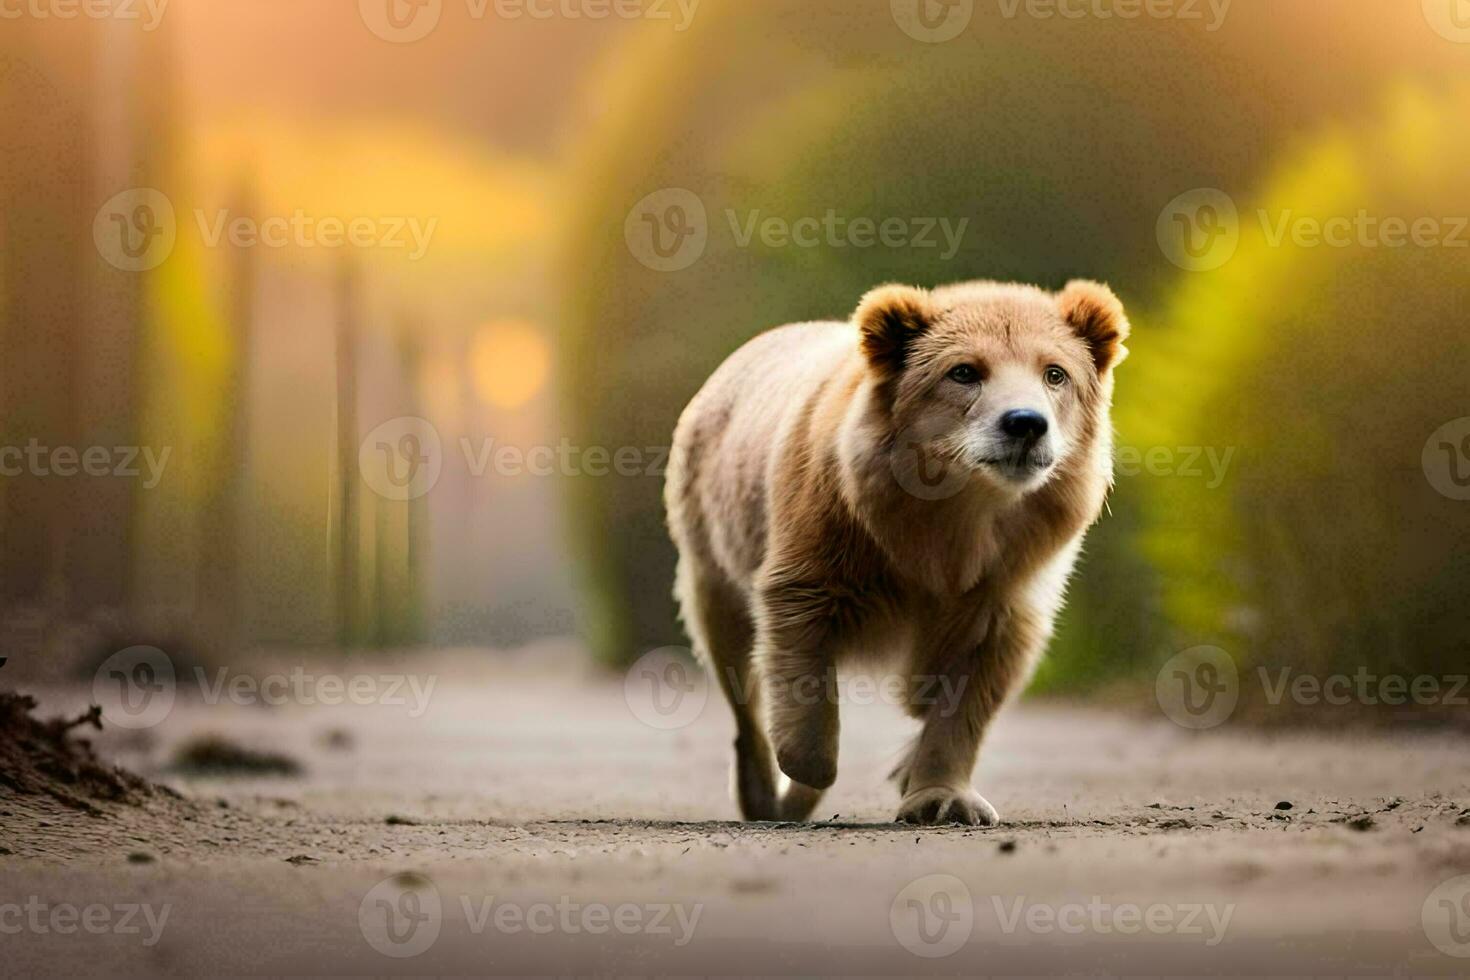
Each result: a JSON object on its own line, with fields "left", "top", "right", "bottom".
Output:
{"left": 894, "top": 507, "right": 1007, "bottom": 598}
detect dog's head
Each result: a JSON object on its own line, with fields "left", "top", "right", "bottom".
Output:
{"left": 856, "top": 279, "right": 1127, "bottom": 495}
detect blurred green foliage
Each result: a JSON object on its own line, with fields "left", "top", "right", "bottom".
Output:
{"left": 561, "top": 0, "right": 1469, "bottom": 686}
{"left": 1119, "top": 85, "right": 1470, "bottom": 706}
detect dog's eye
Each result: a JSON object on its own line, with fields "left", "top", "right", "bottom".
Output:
{"left": 947, "top": 364, "right": 981, "bottom": 385}
{"left": 1044, "top": 366, "right": 1068, "bottom": 387}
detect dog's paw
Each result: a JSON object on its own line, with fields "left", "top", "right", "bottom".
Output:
{"left": 776, "top": 778, "right": 825, "bottom": 821}
{"left": 774, "top": 740, "right": 837, "bottom": 790}
{"left": 896, "top": 786, "right": 999, "bottom": 827}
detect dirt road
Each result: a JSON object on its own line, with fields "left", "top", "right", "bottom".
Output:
{"left": 3, "top": 646, "right": 1469, "bottom": 975}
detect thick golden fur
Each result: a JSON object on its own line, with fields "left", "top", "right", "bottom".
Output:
{"left": 665, "top": 280, "right": 1128, "bottom": 825}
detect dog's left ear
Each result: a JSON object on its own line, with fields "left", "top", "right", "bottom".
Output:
{"left": 855, "top": 284, "right": 934, "bottom": 378}
{"left": 1057, "top": 280, "right": 1130, "bottom": 374}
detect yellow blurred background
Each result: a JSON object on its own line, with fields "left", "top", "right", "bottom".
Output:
{"left": 2, "top": 0, "right": 1467, "bottom": 720}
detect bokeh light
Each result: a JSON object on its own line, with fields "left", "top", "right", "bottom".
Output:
{"left": 469, "top": 318, "right": 551, "bottom": 410}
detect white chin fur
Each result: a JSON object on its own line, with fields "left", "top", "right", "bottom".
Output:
{"left": 981, "top": 457, "right": 1055, "bottom": 490}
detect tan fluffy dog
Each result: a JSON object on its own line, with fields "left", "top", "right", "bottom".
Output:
{"left": 665, "top": 280, "right": 1128, "bottom": 825}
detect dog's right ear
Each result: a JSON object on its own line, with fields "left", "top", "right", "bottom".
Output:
{"left": 855, "top": 284, "right": 934, "bottom": 377}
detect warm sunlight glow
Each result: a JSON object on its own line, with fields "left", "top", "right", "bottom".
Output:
{"left": 189, "top": 117, "right": 554, "bottom": 261}
{"left": 469, "top": 318, "right": 550, "bottom": 409}
{"left": 419, "top": 350, "right": 465, "bottom": 432}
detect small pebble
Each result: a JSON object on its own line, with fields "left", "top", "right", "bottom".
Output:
{"left": 1275, "top": 801, "right": 1293, "bottom": 811}
{"left": 127, "top": 852, "right": 155, "bottom": 864}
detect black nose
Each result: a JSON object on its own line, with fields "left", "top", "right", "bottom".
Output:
{"left": 1000, "top": 409, "right": 1048, "bottom": 441}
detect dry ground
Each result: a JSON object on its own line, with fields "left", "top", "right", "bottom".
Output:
{"left": 2, "top": 645, "right": 1469, "bottom": 976}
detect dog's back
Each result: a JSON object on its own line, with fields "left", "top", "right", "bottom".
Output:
{"left": 665, "top": 320, "right": 855, "bottom": 588}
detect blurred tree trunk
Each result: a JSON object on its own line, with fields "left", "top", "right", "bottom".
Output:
{"left": 0, "top": 18, "right": 187, "bottom": 629}
{"left": 195, "top": 179, "right": 256, "bottom": 651}
{"left": 0, "top": 22, "right": 97, "bottom": 610}
{"left": 361, "top": 310, "right": 431, "bottom": 649}
{"left": 333, "top": 257, "right": 363, "bottom": 648}
{"left": 398, "top": 315, "right": 428, "bottom": 646}
{"left": 69, "top": 19, "right": 175, "bottom": 617}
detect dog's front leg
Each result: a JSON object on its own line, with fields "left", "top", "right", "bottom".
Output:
{"left": 757, "top": 588, "right": 840, "bottom": 791}
{"left": 895, "top": 605, "right": 1045, "bottom": 827}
